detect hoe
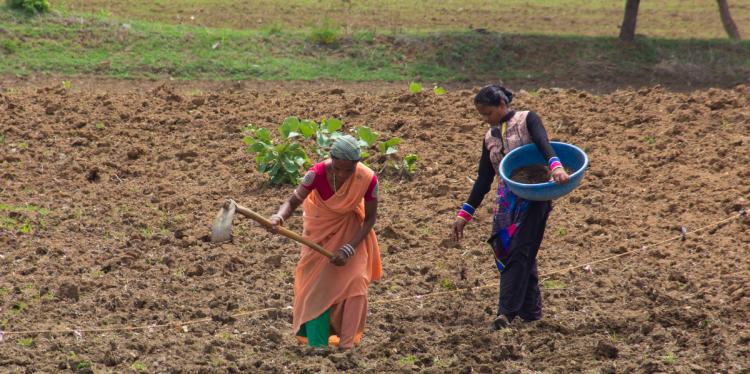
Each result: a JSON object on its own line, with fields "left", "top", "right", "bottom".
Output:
{"left": 210, "top": 199, "right": 333, "bottom": 259}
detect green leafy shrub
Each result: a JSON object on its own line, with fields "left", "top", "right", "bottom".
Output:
{"left": 410, "top": 82, "right": 447, "bottom": 96}
{"left": 6, "top": 0, "right": 50, "bottom": 14}
{"left": 353, "top": 126, "right": 418, "bottom": 178}
{"left": 1, "top": 39, "right": 19, "bottom": 54}
{"left": 309, "top": 20, "right": 340, "bottom": 45}
{"left": 243, "top": 122, "right": 312, "bottom": 185}
{"left": 402, "top": 154, "right": 418, "bottom": 175}
{"left": 244, "top": 117, "right": 418, "bottom": 185}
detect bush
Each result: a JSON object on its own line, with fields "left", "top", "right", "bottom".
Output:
{"left": 309, "top": 20, "right": 340, "bottom": 45}
{"left": 1, "top": 39, "right": 19, "bottom": 54}
{"left": 243, "top": 117, "right": 419, "bottom": 185}
{"left": 6, "top": 0, "right": 50, "bottom": 14}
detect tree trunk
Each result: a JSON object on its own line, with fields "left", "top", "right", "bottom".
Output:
{"left": 618, "top": 0, "right": 641, "bottom": 42}
{"left": 717, "top": 0, "right": 742, "bottom": 40}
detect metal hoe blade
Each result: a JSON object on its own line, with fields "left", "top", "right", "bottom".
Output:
{"left": 211, "top": 200, "right": 236, "bottom": 243}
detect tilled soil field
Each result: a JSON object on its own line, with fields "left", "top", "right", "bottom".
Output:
{"left": 1, "top": 81, "right": 749, "bottom": 373}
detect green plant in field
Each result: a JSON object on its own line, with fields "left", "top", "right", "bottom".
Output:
{"left": 662, "top": 352, "right": 676, "bottom": 365}
{"left": 6, "top": 0, "right": 50, "bottom": 14}
{"left": 542, "top": 279, "right": 565, "bottom": 289}
{"left": 61, "top": 80, "right": 71, "bottom": 90}
{"left": 558, "top": 228, "right": 568, "bottom": 236}
{"left": 402, "top": 154, "right": 418, "bottom": 176}
{"left": 411, "top": 82, "right": 447, "bottom": 97}
{"left": 18, "top": 142, "right": 28, "bottom": 149}
{"left": 0, "top": 217, "right": 12, "bottom": 230}
{"left": 18, "top": 338, "right": 33, "bottom": 347}
{"left": 398, "top": 355, "right": 418, "bottom": 366}
{"left": 243, "top": 119, "right": 314, "bottom": 185}
{"left": 208, "top": 355, "right": 225, "bottom": 367}
{"left": 140, "top": 227, "right": 152, "bottom": 239}
{"left": 353, "top": 30, "right": 375, "bottom": 43}
{"left": 496, "top": 324, "right": 515, "bottom": 335}
{"left": 312, "top": 118, "right": 344, "bottom": 156}
{"left": 18, "top": 220, "right": 31, "bottom": 234}
{"left": 355, "top": 126, "right": 378, "bottom": 159}
{"left": 95, "top": 122, "right": 105, "bottom": 130}
{"left": 609, "top": 331, "right": 623, "bottom": 342}
{"left": 1, "top": 39, "right": 18, "bottom": 54}
{"left": 245, "top": 117, "right": 418, "bottom": 184}
{"left": 67, "top": 351, "right": 78, "bottom": 361}
{"left": 76, "top": 361, "right": 92, "bottom": 371}
{"left": 309, "top": 20, "right": 340, "bottom": 45}
{"left": 379, "top": 137, "right": 400, "bottom": 156}
{"left": 90, "top": 268, "right": 104, "bottom": 278}
{"left": 131, "top": 361, "right": 147, "bottom": 372}
{"left": 418, "top": 225, "right": 432, "bottom": 236}
{"left": 439, "top": 279, "right": 454, "bottom": 290}
{"left": 95, "top": 9, "right": 112, "bottom": 17}
{"left": 11, "top": 302, "right": 28, "bottom": 314}
{"left": 643, "top": 135, "right": 655, "bottom": 144}
{"left": 378, "top": 137, "right": 417, "bottom": 177}
{"left": 352, "top": 126, "right": 418, "bottom": 177}
{"left": 263, "top": 22, "right": 284, "bottom": 36}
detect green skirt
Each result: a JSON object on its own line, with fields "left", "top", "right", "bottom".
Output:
{"left": 295, "top": 308, "right": 331, "bottom": 347}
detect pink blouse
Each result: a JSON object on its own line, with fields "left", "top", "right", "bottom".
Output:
{"left": 301, "top": 161, "right": 378, "bottom": 201}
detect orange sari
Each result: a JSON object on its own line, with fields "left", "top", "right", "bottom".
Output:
{"left": 293, "top": 162, "right": 382, "bottom": 346}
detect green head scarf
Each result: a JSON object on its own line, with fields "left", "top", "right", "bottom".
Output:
{"left": 330, "top": 135, "right": 361, "bottom": 161}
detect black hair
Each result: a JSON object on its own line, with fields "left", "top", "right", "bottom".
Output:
{"left": 474, "top": 85, "right": 513, "bottom": 107}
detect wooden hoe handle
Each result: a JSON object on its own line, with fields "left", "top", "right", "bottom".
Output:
{"left": 233, "top": 203, "right": 334, "bottom": 259}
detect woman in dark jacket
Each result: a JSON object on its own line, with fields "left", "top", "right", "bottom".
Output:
{"left": 452, "top": 85, "right": 569, "bottom": 329}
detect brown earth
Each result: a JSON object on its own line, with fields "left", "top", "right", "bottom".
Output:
{"left": 1, "top": 80, "right": 749, "bottom": 373}
{"left": 510, "top": 165, "right": 553, "bottom": 184}
{"left": 5, "top": 74, "right": 747, "bottom": 99}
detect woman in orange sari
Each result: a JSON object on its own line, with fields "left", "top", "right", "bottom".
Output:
{"left": 269, "top": 135, "right": 382, "bottom": 350}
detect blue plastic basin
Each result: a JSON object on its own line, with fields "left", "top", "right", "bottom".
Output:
{"left": 499, "top": 142, "right": 588, "bottom": 201}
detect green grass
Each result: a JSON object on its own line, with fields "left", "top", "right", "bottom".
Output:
{"left": 1, "top": 4, "right": 748, "bottom": 83}
{"left": 54, "top": 0, "right": 750, "bottom": 39}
